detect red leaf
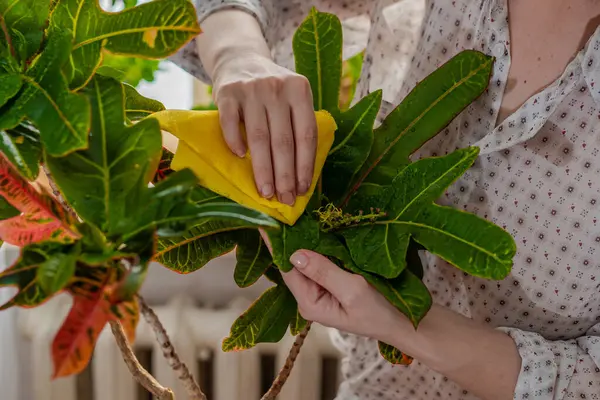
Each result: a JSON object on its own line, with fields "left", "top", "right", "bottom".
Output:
{"left": 52, "top": 285, "right": 139, "bottom": 378}
{"left": 0, "top": 153, "right": 79, "bottom": 246}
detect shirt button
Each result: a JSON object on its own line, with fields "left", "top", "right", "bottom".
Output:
{"left": 492, "top": 43, "right": 506, "bottom": 58}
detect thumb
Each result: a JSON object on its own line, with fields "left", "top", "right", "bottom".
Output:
{"left": 289, "top": 250, "right": 358, "bottom": 300}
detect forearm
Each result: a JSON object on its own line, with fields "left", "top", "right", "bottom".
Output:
{"left": 196, "top": 10, "right": 272, "bottom": 79}
{"left": 385, "top": 304, "right": 521, "bottom": 400}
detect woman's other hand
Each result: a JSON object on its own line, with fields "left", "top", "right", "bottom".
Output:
{"left": 282, "top": 249, "right": 405, "bottom": 343}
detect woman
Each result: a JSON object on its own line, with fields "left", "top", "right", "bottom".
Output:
{"left": 170, "top": 1, "right": 600, "bottom": 399}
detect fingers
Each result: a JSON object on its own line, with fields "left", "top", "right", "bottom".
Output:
{"left": 287, "top": 78, "right": 317, "bottom": 195}
{"left": 289, "top": 250, "right": 365, "bottom": 303}
{"left": 265, "top": 98, "right": 296, "bottom": 205}
{"left": 243, "top": 98, "right": 275, "bottom": 198}
{"left": 213, "top": 62, "right": 316, "bottom": 204}
{"left": 218, "top": 97, "right": 245, "bottom": 157}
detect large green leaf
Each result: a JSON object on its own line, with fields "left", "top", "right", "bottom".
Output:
{"left": 267, "top": 214, "right": 320, "bottom": 272}
{"left": 293, "top": 7, "right": 342, "bottom": 113}
{"left": 222, "top": 285, "right": 296, "bottom": 351}
{"left": 234, "top": 230, "right": 271, "bottom": 288}
{"left": 0, "top": 122, "right": 41, "bottom": 180}
{"left": 51, "top": 0, "right": 201, "bottom": 89}
{"left": 344, "top": 51, "right": 494, "bottom": 210}
{"left": 342, "top": 147, "right": 480, "bottom": 278}
{"left": 155, "top": 220, "right": 247, "bottom": 274}
{"left": 0, "top": 0, "right": 49, "bottom": 64}
{"left": 343, "top": 147, "right": 515, "bottom": 280}
{"left": 0, "top": 30, "right": 91, "bottom": 157}
{"left": 46, "top": 75, "right": 162, "bottom": 233}
{"left": 322, "top": 90, "right": 381, "bottom": 204}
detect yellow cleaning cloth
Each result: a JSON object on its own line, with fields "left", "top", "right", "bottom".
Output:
{"left": 152, "top": 110, "right": 337, "bottom": 225}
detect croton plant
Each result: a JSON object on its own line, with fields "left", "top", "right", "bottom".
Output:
{"left": 0, "top": 0, "right": 516, "bottom": 395}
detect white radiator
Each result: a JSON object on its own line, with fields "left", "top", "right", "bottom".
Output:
{"left": 16, "top": 293, "right": 342, "bottom": 400}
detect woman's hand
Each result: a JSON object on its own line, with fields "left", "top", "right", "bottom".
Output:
{"left": 211, "top": 53, "right": 317, "bottom": 205}
{"left": 281, "top": 249, "right": 406, "bottom": 344}
{"left": 197, "top": 10, "right": 318, "bottom": 206}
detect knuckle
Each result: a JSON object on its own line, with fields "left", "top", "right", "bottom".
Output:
{"left": 273, "top": 132, "right": 295, "bottom": 150}
{"left": 300, "top": 127, "right": 318, "bottom": 146}
{"left": 248, "top": 127, "right": 270, "bottom": 144}
{"left": 290, "top": 75, "right": 312, "bottom": 97}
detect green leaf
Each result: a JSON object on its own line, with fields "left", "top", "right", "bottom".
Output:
{"left": 115, "top": 228, "right": 155, "bottom": 300}
{"left": 344, "top": 51, "right": 494, "bottom": 210}
{"left": 0, "top": 30, "right": 91, "bottom": 157}
{"left": 289, "top": 308, "right": 308, "bottom": 336}
{"left": 222, "top": 285, "right": 296, "bottom": 351}
{"left": 267, "top": 214, "right": 320, "bottom": 272}
{"left": 322, "top": 90, "right": 381, "bottom": 204}
{"left": 37, "top": 245, "right": 78, "bottom": 295}
{"left": 408, "top": 204, "right": 516, "bottom": 280}
{"left": 0, "top": 0, "right": 49, "bottom": 64}
{"left": 314, "top": 234, "right": 431, "bottom": 327}
{"left": 342, "top": 147, "right": 480, "bottom": 278}
{"left": 234, "top": 230, "right": 271, "bottom": 288}
{"left": 264, "top": 265, "right": 284, "bottom": 285}
{"left": 154, "top": 186, "right": 277, "bottom": 274}
{"left": 155, "top": 220, "right": 247, "bottom": 274}
{"left": 0, "top": 73, "right": 22, "bottom": 106}
{"left": 51, "top": 0, "right": 201, "bottom": 89}
{"left": 0, "top": 123, "right": 41, "bottom": 180}
{"left": 123, "top": 83, "right": 165, "bottom": 121}
{"left": 46, "top": 75, "right": 162, "bottom": 233}
{"left": 293, "top": 7, "right": 342, "bottom": 112}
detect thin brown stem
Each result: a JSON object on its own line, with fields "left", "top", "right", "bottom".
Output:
{"left": 137, "top": 295, "right": 207, "bottom": 400}
{"left": 109, "top": 320, "right": 175, "bottom": 400}
{"left": 261, "top": 321, "right": 313, "bottom": 400}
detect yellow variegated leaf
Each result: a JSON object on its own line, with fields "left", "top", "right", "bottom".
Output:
{"left": 153, "top": 110, "right": 337, "bottom": 225}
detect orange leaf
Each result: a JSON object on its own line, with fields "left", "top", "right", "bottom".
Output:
{"left": 52, "top": 285, "right": 139, "bottom": 378}
{"left": 0, "top": 153, "right": 79, "bottom": 246}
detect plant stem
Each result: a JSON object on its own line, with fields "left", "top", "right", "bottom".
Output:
{"left": 137, "top": 295, "right": 207, "bottom": 400}
{"left": 261, "top": 321, "right": 313, "bottom": 400}
{"left": 109, "top": 320, "right": 175, "bottom": 400}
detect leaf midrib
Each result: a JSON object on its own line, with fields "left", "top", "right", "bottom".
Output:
{"left": 72, "top": 25, "right": 200, "bottom": 51}
{"left": 21, "top": 75, "right": 80, "bottom": 141}
{"left": 329, "top": 93, "right": 379, "bottom": 155}
{"left": 241, "top": 239, "right": 264, "bottom": 285}
{"left": 375, "top": 218, "right": 503, "bottom": 263}
{"left": 155, "top": 224, "right": 249, "bottom": 258}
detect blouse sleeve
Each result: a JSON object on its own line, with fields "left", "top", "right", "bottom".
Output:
{"left": 498, "top": 323, "right": 600, "bottom": 398}
{"left": 168, "top": 0, "right": 370, "bottom": 84}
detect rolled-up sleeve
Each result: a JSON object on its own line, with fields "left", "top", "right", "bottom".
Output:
{"left": 499, "top": 323, "right": 600, "bottom": 399}
{"left": 168, "top": 0, "right": 273, "bottom": 83}
{"left": 169, "top": 0, "right": 370, "bottom": 83}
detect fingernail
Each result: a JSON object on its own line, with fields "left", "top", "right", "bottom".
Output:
{"left": 279, "top": 191, "right": 295, "bottom": 205}
{"left": 290, "top": 252, "right": 308, "bottom": 268}
{"left": 297, "top": 180, "right": 310, "bottom": 195}
{"left": 261, "top": 184, "right": 274, "bottom": 198}
{"left": 234, "top": 148, "right": 246, "bottom": 158}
